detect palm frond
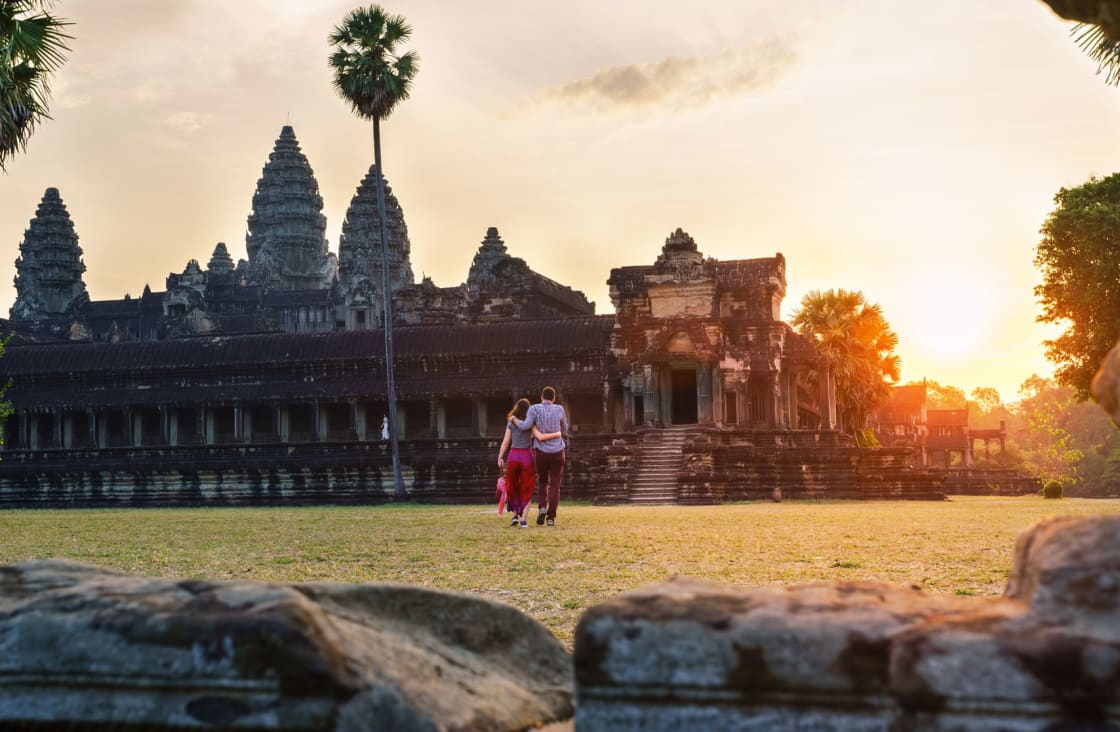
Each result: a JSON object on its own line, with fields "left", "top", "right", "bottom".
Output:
{"left": 328, "top": 4, "right": 419, "bottom": 122}
{"left": 0, "top": 0, "right": 70, "bottom": 169}
{"left": 1074, "top": 22, "right": 1120, "bottom": 86}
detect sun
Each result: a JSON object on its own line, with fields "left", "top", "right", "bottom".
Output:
{"left": 896, "top": 270, "right": 995, "bottom": 362}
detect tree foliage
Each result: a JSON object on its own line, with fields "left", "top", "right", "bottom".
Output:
{"left": 1035, "top": 173, "right": 1120, "bottom": 400}
{"left": 792, "top": 288, "right": 901, "bottom": 432}
{"left": 328, "top": 6, "right": 418, "bottom": 122}
{"left": 0, "top": 0, "right": 71, "bottom": 170}
{"left": 1015, "top": 375, "right": 1085, "bottom": 486}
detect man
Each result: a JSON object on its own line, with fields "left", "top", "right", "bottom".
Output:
{"left": 511, "top": 385, "right": 567, "bottom": 526}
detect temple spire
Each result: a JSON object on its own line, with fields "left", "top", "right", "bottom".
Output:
{"left": 337, "top": 164, "right": 414, "bottom": 320}
{"left": 466, "top": 226, "right": 510, "bottom": 298}
{"left": 11, "top": 188, "right": 89, "bottom": 321}
{"left": 243, "top": 126, "right": 336, "bottom": 291}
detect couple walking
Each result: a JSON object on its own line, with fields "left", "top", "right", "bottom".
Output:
{"left": 496, "top": 386, "right": 567, "bottom": 527}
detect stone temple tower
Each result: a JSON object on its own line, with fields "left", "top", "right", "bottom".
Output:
{"left": 337, "top": 164, "right": 414, "bottom": 328}
{"left": 243, "top": 126, "right": 337, "bottom": 291}
{"left": 10, "top": 188, "right": 89, "bottom": 321}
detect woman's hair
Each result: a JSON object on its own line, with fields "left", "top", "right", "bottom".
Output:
{"left": 508, "top": 398, "right": 531, "bottom": 421}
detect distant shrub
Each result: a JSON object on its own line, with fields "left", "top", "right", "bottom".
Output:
{"left": 856, "top": 428, "right": 881, "bottom": 448}
{"left": 1042, "top": 480, "right": 1063, "bottom": 499}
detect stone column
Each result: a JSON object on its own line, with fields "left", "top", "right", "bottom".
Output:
{"left": 205, "top": 409, "right": 216, "bottom": 445}
{"left": 602, "top": 380, "right": 613, "bottom": 432}
{"left": 158, "top": 405, "right": 169, "bottom": 446}
{"left": 659, "top": 365, "right": 673, "bottom": 426}
{"left": 233, "top": 406, "right": 244, "bottom": 443}
{"left": 768, "top": 373, "right": 781, "bottom": 429}
{"left": 431, "top": 399, "right": 442, "bottom": 439}
{"left": 643, "top": 364, "right": 658, "bottom": 427}
{"left": 622, "top": 382, "right": 633, "bottom": 429}
{"left": 197, "top": 408, "right": 207, "bottom": 445}
{"left": 277, "top": 405, "right": 289, "bottom": 443}
{"left": 697, "top": 366, "right": 713, "bottom": 425}
{"left": 788, "top": 369, "right": 800, "bottom": 429}
{"left": 127, "top": 409, "right": 137, "bottom": 447}
{"left": 476, "top": 399, "right": 487, "bottom": 437}
{"left": 169, "top": 408, "right": 179, "bottom": 447}
{"left": 710, "top": 366, "right": 723, "bottom": 426}
{"left": 87, "top": 411, "right": 97, "bottom": 448}
{"left": 243, "top": 407, "right": 253, "bottom": 443}
{"left": 52, "top": 410, "right": 63, "bottom": 449}
{"left": 349, "top": 399, "right": 359, "bottom": 440}
{"left": 62, "top": 411, "right": 73, "bottom": 449}
{"left": 818, "top": 363, "right": 836, "bottom": 431}
{"left": 471, "top": 399, "right": 481, "bottom": 437}
{"left": 19, "top": 412, "right": 29, "bottom": 450}
{"left": 777, "top": 371, "right": 790, "bottom": 429}
{"left": 311, "top": 400, "right": 321, "bottom": 442}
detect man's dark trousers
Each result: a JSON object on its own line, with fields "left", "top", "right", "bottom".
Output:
{"left": 534, "top": 448, "right": 565, "bottom": 520}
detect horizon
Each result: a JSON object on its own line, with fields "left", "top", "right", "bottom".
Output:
{"left": 2, "top": 1, "right": 1117, "bottom": 402}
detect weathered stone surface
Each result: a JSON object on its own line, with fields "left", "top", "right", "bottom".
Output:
{"left": 1092, "top": 340, "right": 1120, "bottom": 423}
{"left": 0, "top": 560, "right": 573, "bottom": 730}
{"left": 574, "top": 515, "right": 1120, "bottom": 730}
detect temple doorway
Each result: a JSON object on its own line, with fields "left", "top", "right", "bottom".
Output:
{"left": 670, "top": 367, "right": 698, "bottom": 425}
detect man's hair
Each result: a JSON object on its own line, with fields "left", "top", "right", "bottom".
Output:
{"left": 541, "top": 386, "right": 556, "bottom": 402}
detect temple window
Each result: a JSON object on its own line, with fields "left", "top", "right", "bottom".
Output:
{"left": 567, "top": 393, "right": 603, "bottom": 431}
{"left": 444, "top": 399, "right": 473, "bottom": 438}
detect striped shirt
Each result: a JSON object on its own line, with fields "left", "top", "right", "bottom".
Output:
{"left": 519, "top": 400, "right": 567, "bottom": 453}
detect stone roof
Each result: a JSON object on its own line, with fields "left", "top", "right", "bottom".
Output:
{"left": 1, "top": 316, "right": 616, "bottom": 376}
{"left": 261, "top": 289, "right": 333, "bottom": 307}
{"left": 714, "top": 255, "right": 785, "bottom": 291}
{"left": 927, "top": 408, "right": 968, "bottom": 426}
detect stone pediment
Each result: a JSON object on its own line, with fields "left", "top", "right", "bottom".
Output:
{"left": 647, "top": 282, "right": 716, "bottom": 319}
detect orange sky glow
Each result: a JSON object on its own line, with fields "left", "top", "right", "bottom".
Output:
{"left": 1, "top": 0, "right": 1116, "bottom": 403}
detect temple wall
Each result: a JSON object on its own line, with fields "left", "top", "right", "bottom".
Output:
{"left": 0, "top": 432, "right": 947, "bottom": 508}
{"left": 0, "top": 438, "right": 606, "bottom": 508}
{"left": 676, "top": 430, "right": 946, "bottom": 502}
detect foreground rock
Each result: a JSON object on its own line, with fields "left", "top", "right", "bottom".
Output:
{"left": 574, "top": 515, "right": 1120, "bottom": 731}
{"left": 0, "top": 561, "right": 572, "bottom": 730}
{"left": 1093, "top": 340, "right": 1120, "bottom": 423}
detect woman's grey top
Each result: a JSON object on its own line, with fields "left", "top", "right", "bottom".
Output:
{"left": 507, "top": 421, "right": 533, "bottom": 450}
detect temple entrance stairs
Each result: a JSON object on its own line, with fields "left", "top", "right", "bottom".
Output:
{"left": 628, "top": 426, "right": 691, "bottom": 504}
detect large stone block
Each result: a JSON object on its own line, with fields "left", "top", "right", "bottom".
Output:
{"left": 0, "top": 560, "right": 573, "bottom": 730}
{"left": 574, "top": 515, "right": 1120, "bottom": 730}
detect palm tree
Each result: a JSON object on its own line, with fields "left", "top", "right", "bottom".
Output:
{"left": 329, "top": 5, "right": 418, "bottom": 500}
{"left": 0, "top": 0, "right": 70, "bottom": 170}
{"left": 791, "top": 289, "right": 901, "bottom": 433}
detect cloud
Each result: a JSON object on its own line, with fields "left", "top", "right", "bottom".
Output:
{"left": 162, "top": 111, "right": 214, "bottom": 134}
{"left": 526, "top": 40, "right": 798, "bottom": 113}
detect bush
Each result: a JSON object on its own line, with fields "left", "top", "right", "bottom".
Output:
{"left": 856, "top": 428, "right": 881, "bottom": 448}
{"left": 1042, "top": 480, "right": 1064, "bottom": 499}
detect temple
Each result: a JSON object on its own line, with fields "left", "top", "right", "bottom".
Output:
{"left": 0, "top": 126, "right": 947, "bottom": 506}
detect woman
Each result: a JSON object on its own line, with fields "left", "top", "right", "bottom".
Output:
{"left": 497, "top": 398, "right": 559, "bottom": 527}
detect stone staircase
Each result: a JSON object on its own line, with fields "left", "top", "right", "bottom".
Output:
{"left": 628, "top": 427, "right": 691, "bottom": 503}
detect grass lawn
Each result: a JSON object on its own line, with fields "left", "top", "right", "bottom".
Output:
{"left": 2, "top": 496, "right": 1117, "bottom": 647}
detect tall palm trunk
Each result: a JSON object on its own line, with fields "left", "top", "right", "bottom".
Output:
{"left": 372, "top": 115, "right": 405, "bottom": 499}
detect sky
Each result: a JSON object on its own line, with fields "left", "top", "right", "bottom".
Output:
{"left": 2, "top": 0, "right": 1119, "bottom": 403}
